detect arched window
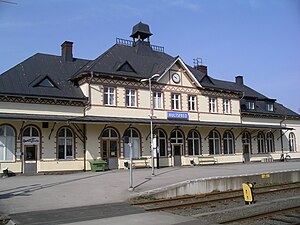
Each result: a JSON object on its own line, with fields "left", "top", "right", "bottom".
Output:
{"left": 154, "top": 129, "right": 167, "bottom": 157}
{"left": 289, "top": 132, "right": 296, "bottom": 152}
{"left": 188, "top": 130, "right": 201, "bottom": 155}
{"left": 223, "top": 131, "right": 234, "bottom": 154}
{"left": 0, "top": 125, "right": 15, "bottom": 161}
{"left": 242, "top": 132, "right": 251, "bottom": 144}
{"left": 57, "top": 127, "right": 74, "bottom": 160}
{"left": 123, "top": 128, "right": 140, "bottom": 158}
{"left": 23, "top": 126, "right": 39, "bottom": 137}
{"left": 209, "top": 130, "right": 220, "bottom": 155}
{"left": 170, "top": 129, "right": 184, "bottom": 144}
{"left": 266, "top": 132, "right": 275, "bottom": 152}
{"left": 101, "top": 127, "right": 119, "bottom": 159}
{"left": 257, "top": 132, "right": 265, "bottom": 153}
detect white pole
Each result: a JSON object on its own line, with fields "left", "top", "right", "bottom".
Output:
{"left": 129, "top": 142, "right": 133, "bottom": 189}
{"left": 150, "top": 78, "right": 155, "bottom": 176}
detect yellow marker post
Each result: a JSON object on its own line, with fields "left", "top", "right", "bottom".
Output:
{"left": 242, "top": 183, "right": 255, "bottom": 204}
{"left": 261, "top": 174, "right": 270, "bottom": 179}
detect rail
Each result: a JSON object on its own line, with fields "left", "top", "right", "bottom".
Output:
{"left": 132, "top": 182, "right": 300, "bottom": 211}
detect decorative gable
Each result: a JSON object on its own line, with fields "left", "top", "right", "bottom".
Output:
{"left": 156, "top": 57, "right": 202, "bottom": 88}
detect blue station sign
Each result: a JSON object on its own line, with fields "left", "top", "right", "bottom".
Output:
{"left": 167, "top": 112, "right": 189, "bottom": 120}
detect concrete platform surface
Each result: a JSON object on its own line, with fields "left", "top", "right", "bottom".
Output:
{"left": 0, "top": 161, "right": 299, "bottom": 215}
{"left": 62, "top": 212, "right": 197, "bottom": 225}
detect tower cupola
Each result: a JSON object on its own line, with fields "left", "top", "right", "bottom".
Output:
{"left": 130, "top": 22, "right": 152, "bottom": 42}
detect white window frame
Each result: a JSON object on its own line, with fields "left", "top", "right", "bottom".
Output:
{"left": 209, "top": 130, "right": 220, "bottom": 155}
{"left": 223, "top": 99, "right": 230, "bottom": 114}
{"left": 289, "top": 132, "right": 296, "bottom": 152}
{"left": 209, "top": 97, "right": 216, "bottom": 113}
{"left": 0, "top": 125, "right": 15, "bottom": 162}
{"left": 188, "top": 95, "right": 196, "bottom": 111}
{"left": 246, "top": 101, "right": 255, "bottom": 110}
{"left": 57, "top": 127, "right": 74, "bottom": 160}
{"left": 187, "top": 130, "right": 201, "bottom": 156}
{"left": 104, "top": 87, "right": 115, "bottom": 106}
{"left": 126, "top": 89, "right": 136, "bottom": 107}
{"left": 257, "top": 132, "right": 265, "bottom": 153}
{"left": 266, "top": 132, "right": 274, "bottom": 152}
{"left": 266, "top": 103, "right": 274, "bottom": 111}
{"left": 171, "top": 93, "right": 181, "bottom": 110}
{"left": 153, "top": 92, "right": 163, "bottom": 109}
{"left": 223, "top": 131, "right": 234, "bottom": 154}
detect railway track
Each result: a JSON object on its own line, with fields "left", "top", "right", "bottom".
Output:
{"left": 220, "top": 205, "right": 300, "bottom": 225}
{"left": 132, "top": 182, "right": 300, "bottom": 212}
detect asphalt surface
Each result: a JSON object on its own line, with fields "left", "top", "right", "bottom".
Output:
{"left": 1, "top": 161, "right": 299, "bottom": 224}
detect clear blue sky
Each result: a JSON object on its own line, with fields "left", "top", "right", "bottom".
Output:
{"left": 1, "top": 0, "right": 299, "bottom": 113}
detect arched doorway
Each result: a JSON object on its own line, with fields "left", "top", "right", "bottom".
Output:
{"left": 101, "top": 127, "right": 119, "bottom": 169}
{"left": 22, "top": 125, "right": 40, "bottom": 174}
{"left": 170, "top": 129, "right": 184, "bottom": 166}
{"left": 242, "top": 131, "right": 251, "bottom": 162}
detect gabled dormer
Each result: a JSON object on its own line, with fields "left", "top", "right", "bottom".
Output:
{"left": 33, "top": 75, "right": 57, "bottom": 88}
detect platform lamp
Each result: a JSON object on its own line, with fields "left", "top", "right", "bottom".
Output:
{"left": 141, "top": 73, "right": 160, "bottom": 176}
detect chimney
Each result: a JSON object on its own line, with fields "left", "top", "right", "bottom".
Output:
{"left": 235, "top": 75, "right": 244, "bottom": 85}
{"left": 195, "top": 65, "right": 208, "bottom": 75}
{"left": 61, "top": 41, "right": 73, "bottom": 62}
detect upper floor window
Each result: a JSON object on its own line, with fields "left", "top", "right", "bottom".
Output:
{"left": 289, "top": 132, "right": 296, "bottom": 152}
{"left": 246, "top": 101, "right": 255, "bottom": 110}
{"left": 209, "top": 97, "right": 216, "bottom": 113}
{"left": 223, "top": 99, "right": 230, "bottom": 114}
{"left": 188, "top": 95, "right": 196, "bottom": 111}
{"left": 171, "top": 93, "right": 181, "bottom": 110}
{"left": 0, "top": 125, "right": 15, "bottom": 162}
{"left": 266, "top": 103, "right": 274, "bottom": 111}
{"left": 104, "top": 87, "right": 115, "bottom": 106}
{"left": 153, "top": 92, "right": 163, "bottom": 109}
{"left": 126, "top": 89, "right": 136, "bottom": 107}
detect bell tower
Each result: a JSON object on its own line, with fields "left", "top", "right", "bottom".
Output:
{"left": 130, "top": 22, "right": 152, "bottom": 45}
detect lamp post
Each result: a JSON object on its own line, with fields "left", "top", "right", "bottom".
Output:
{"left": 141, "top": 74, "right": 160, "bottom": 176}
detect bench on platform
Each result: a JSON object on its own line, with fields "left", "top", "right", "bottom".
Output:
{"left": 132, "top": 158, "right": 149, "bottom": 168}
{"left": 198, "top": 156, "right": 218, "bottom": 165}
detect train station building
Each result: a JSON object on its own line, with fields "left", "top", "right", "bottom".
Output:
{"left": 0, "top": 22, "right": 299, "bottom": 174}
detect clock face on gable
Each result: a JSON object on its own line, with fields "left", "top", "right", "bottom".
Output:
{"left": 172, "top": 73, "right": 180, "bottom": 84}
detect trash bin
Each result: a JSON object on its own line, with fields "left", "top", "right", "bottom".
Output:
{"left": 2, "top": 167, "right": 9, "bottom": 177}
{"left": 89, "top": 160, "right": 108, "bottom": 172}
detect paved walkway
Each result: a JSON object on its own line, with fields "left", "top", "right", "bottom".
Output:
{"left": 1, "top": 161, "right": 299, "bottom": 224}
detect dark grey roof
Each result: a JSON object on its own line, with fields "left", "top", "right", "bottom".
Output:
{"left": 199, "top": 77, "right": 299, "bottom": 117}
{"left": 0, "top": 53, "right": 89, "bottom": 101}
{"left": 72, "top": 42, "right": 175, "bottom": 80}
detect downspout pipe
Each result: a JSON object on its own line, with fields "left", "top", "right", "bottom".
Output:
{"left": 83, "top": 72, "right": 94, "bottom": 171}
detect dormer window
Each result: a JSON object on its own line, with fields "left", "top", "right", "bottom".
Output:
{"left": 246, "top": 101, "right": 255, "bottom": 110}
{"left": 266, "top": 103, "right": 274, "bottom": 111}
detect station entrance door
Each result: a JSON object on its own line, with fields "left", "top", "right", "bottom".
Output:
{"left": 173, "top": 144, "right": 182, "bottom": 166}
